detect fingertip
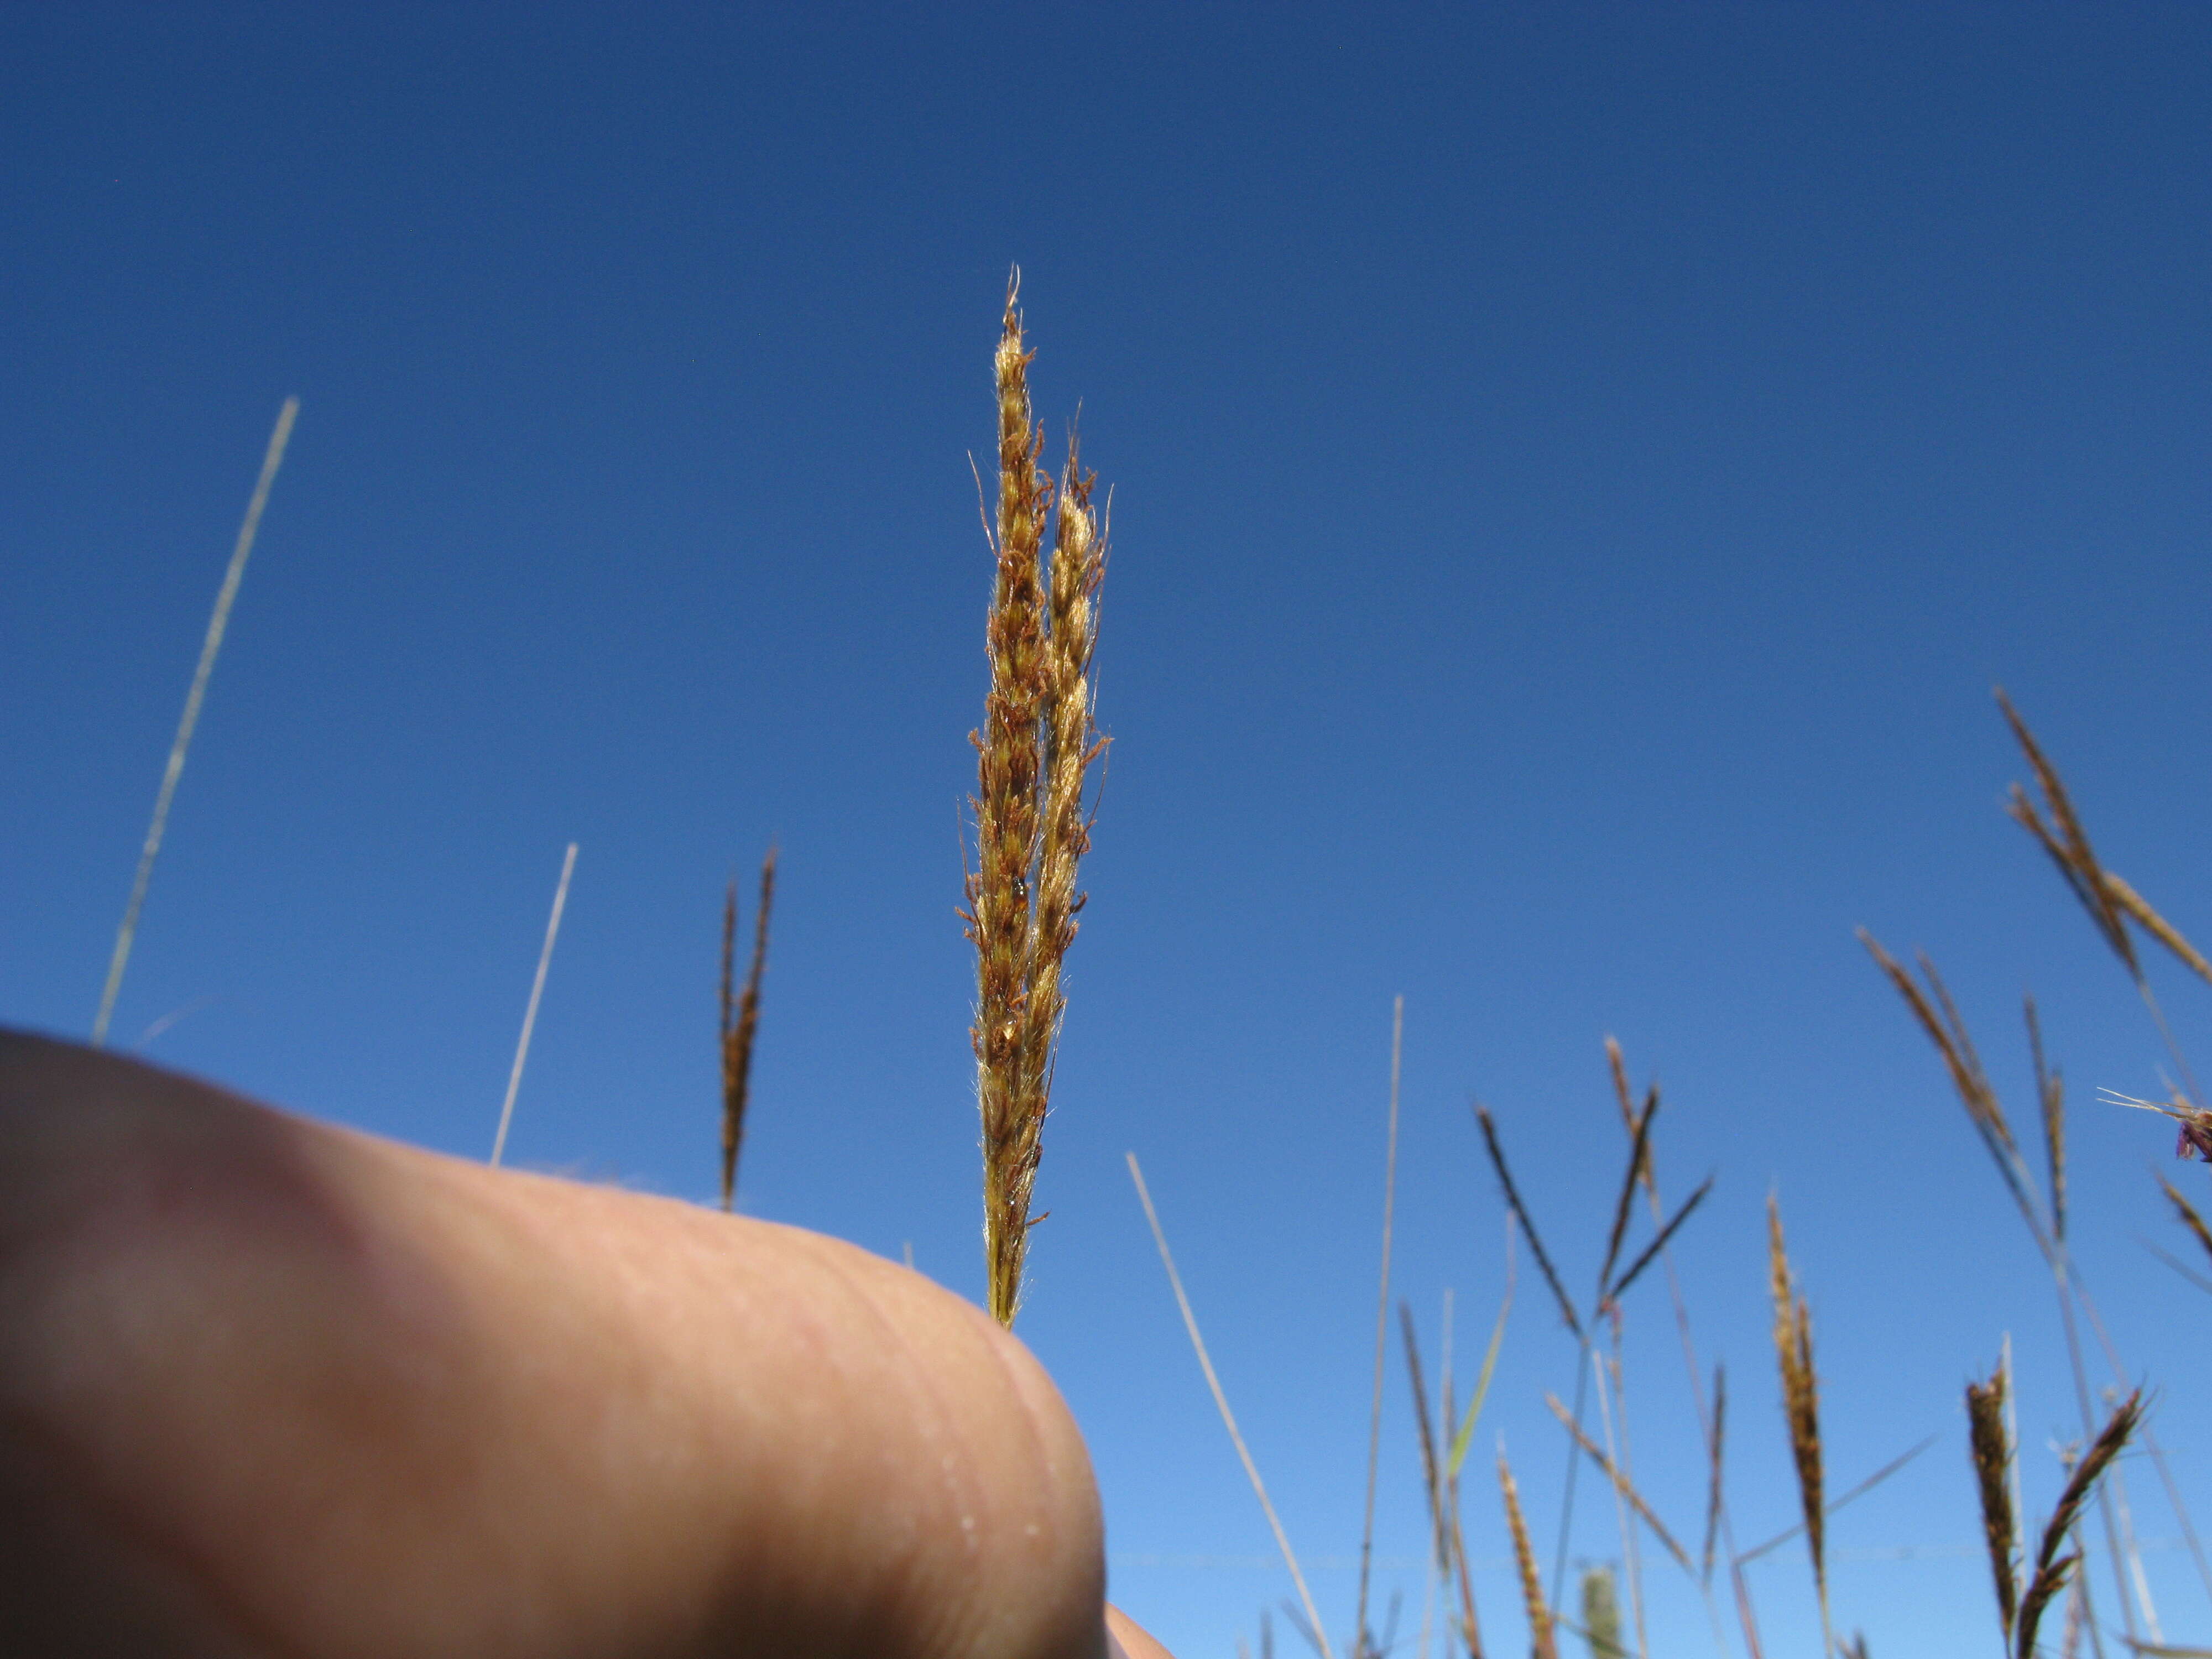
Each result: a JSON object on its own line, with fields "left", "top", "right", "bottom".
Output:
{"left": 1107, "top": 1603, "right": 1176, "bottom": 1659}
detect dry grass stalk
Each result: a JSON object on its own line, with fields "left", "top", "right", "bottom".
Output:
{"left": 1540, "top": 1391, "right": 1692, "bottom": 1574}
{"left": 1128, "top": 1153, "right": 1333, "bottom": 1659}
{"left": 2018, "top": 1392, "right": 2145, "bottom": 1659}
{"left": 1499, "top": 1448, "right": 1559, "bottom": 1659}
{"left": 1734, "top": 1435, "right": 1936, "bottom": 1568}
{"left": 93, "top": 396, "right": 300, "bottom": 1049}
{"left": 1476, "top": 1104, "right": 1583, "bottom": 1340}
{"left": 1767, "top": 1193, "right": 1833, "bottom": 1655}
{"left": 966, "top": 275, "right": 1107, "bottom": 1326}
{"left": 1356, "top": 999, "right": 1406, "bottom": 1658}
{"left": 1967, "top": 1362, "right": 2022, "bottom": 1647}
{"left": 718, "top": 846, "right": 777, "bottom": 1210}
{"left": 490, "top": 841, "right": 578, "bottom": 1168}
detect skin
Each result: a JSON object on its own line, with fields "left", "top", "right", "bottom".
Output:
{"left": 0, "top": 1030, "right": 1175, "bottom": 1659}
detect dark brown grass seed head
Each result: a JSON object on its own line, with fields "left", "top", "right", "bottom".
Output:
{"left": 1966, "top": 1364, "right": 2021, "bottom": 1646}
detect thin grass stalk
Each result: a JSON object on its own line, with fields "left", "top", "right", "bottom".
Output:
{"left": 1603, "top": 1043, "right": 1743, "bottom": 1659}
{"left": 1128, "top": 1153, "right": 1333, "bottom": 1659}
{"left": 490, "top": 842, "right": 577, "bottom": 1168}
{"left": 93, "top": 397, "right": 299, "bottom": 1048}
{"left": 1968, "top": 1362, "right": 2021, "bottom": 1650}
{"left": 1733, "top": 1437, "right": 1937, "bottom": 1568}
{"left": 2019, "top": 1394, "right": 2145, "bottom": 1659}
{"left": 1357, "top": 998, "right": 1405, "bottom": 1658}
{"left": 1767, "top": 1194, "right": 1832, "bottom": 1656}
{"left": 1591, "top": 1338, "right": 1652, "bottom": 1659}
{"left": 718, "top": 846, "right": 776, "bottom": 1209}
{"left": 1500, "top": 1447, "right": 1559, "bottom": 1659}
{"left": 1541, "top": 1391, "right": 1692, "bottom": 1574}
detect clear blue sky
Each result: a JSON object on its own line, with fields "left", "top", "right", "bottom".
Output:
{"left": 8, "top": 6, "right": 2212, "bottom": 1655}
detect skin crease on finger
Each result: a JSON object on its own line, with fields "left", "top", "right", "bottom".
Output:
{"left": 0, "top": 1030, "right": 1170, "bottom": 1659}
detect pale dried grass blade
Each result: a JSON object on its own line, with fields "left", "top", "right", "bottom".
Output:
{"left": 94, "top": 397, "right": 300, "bottom": 1048}
{"left": 491, "top": 842, "right": 578, "bottom": 1168}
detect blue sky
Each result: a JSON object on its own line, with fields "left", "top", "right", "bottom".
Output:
{"left": 8, "top": 5, "right": 2212, "bottom": 1654}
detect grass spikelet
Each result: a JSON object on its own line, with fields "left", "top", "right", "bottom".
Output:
{"left": 2157, "top": 1174, "right": 2212, "bottom": 1269}
{"left": 1595, "top": 1089, "right": 1659, "bottom": 1300}
{"left": 2018, "top": 1392, "right": 2145, "bottom": 1659}
{"left": 1476, "top": 1104, "right": 1583, "bottom": 1339}
{"left": 966, "top": 273, "right": 1107, "bottom": 1326}
{"left": 1500, "top": 1447, "right": 1559, "bottom": 1659}
{"left": 718, "top": 846, "right": 776, "bottom": 1210}
{"left": 1996, "top": 687, "right": 2139, "bottom": 978}
{"left": 1703, "top": 1363, "right": 1726, "bottom": 1584}
{"left": 1541, "top": 1391, "right": 1693, "bottom": 1573}
{"left": 1861, "top": 931, "right": 2051, "bottom": 1244}
{"left": 1768, "top": 1193, "right": 1832, "bottom": 1655}
{"left": 2027, "top": 998, "right": 2067, "bottom": 1244}
{"left": 2100, "top": 869, "right": 2212, "bottom": 989}
{"left": 1606, "top": 1173, "right": 1714, "bottom": 1308}
{"left": 1967, "top": 1361, "right": 2021, "bottom": 1647}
